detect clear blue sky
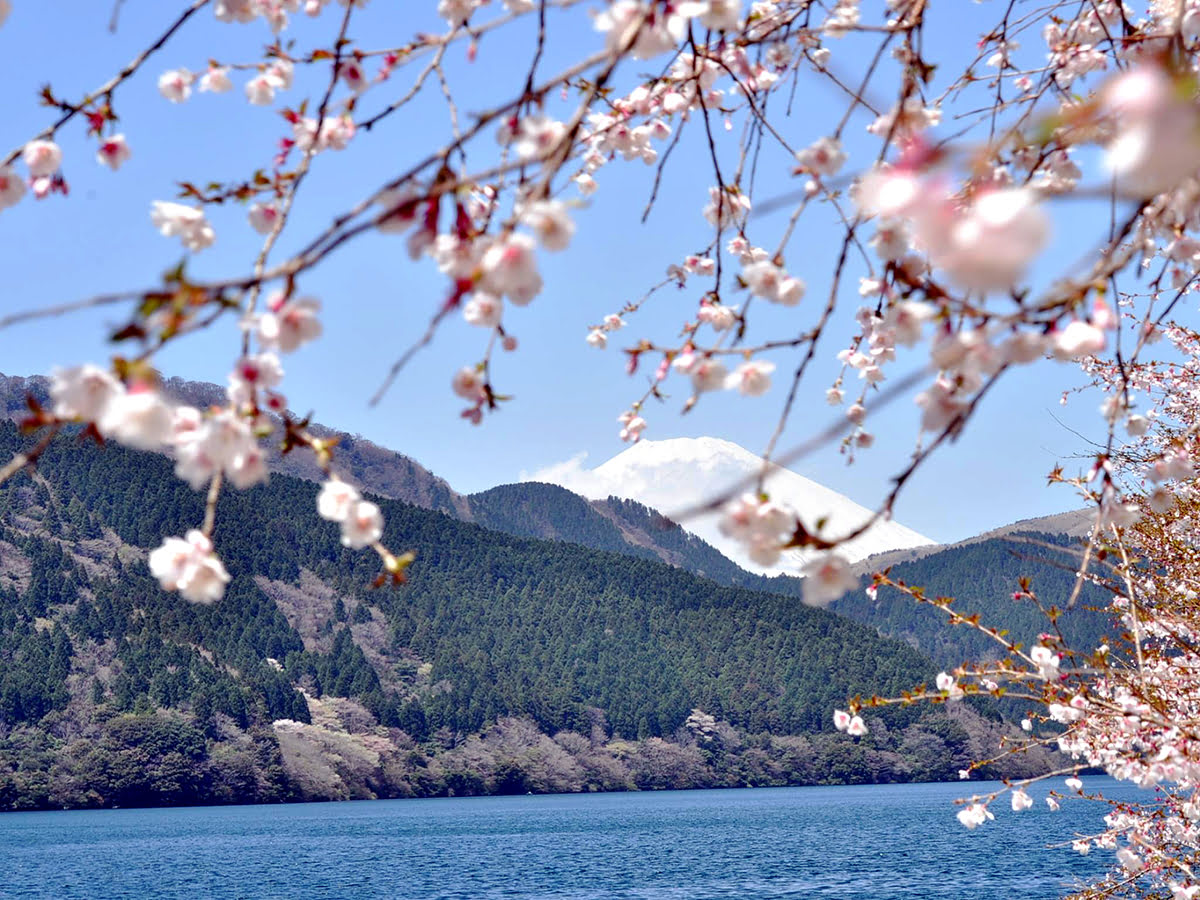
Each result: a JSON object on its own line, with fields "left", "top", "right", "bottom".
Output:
{"left": 0, "top": 1, "right": 1111, "bottom": 543}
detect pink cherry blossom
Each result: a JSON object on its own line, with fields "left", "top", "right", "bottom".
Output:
{"left": 463, "top": 292, "right": 503, "bottom": 328}
{"left": 149, "top": 529, "right": 230, "bottom": 604}
{"left": 618, "top": 411, "right": 647, "bottom": 442}
{"left": 99, "top": 386, "right": 174, "bottom": 450}
{"left": 150, "top": 201, "right": 215, "bottom": 251}
{"left": 956, "top": 803, "right": 994, "bottom": 829}
{"left": 317, "top": 479, "right": 361, "bottom": 522}
{"left": 23, "top": 140, "right": 61, "bottom": 177}
{"left": 256, "top": 295, "right": 322, "bottom": 352}
{"left": 801, "top": 553, "right": 857, "bottom": 606}
{"left": 794, "top": 136, "right": 846, "bottom": 176}
{"left": 725, "top": 360, "right": 775, "bottom": 396}
{"left": 1103, "top": 64, "right": 1200, "bottom": 196}
{"left": 50, "top": 364, "right": 122, "bottom": 422}
{"left": 199, "top": 66, "right": 233, "bottom": 93}
{"left": 244, "top": 73, "right": 280, "bottom": 106}
{"left": 451, "top": 366, "right": 486, "bottom": 401}
{"left": 846, "top": 715, "right": 868, "bottom": 737}
{"left": 158, "top": 68, "right": 194, "bottom": 103}
{"left": 479, "top": 233, "right": 542, "bottom": 305}
{"left": 519, "top": 200, "right": 575, "bottom": 252}
{"left": 1051, "top": 320, "right": 1106, "bottom": 360}
{"left": 690, "top": 358, "right": 728, "bottom": 393}
{"left": 340, "top": 499, "right": 384, "bottom": 548}
{"left": 95, "top": 134, "right": 131, "bottom": 171}
{"left": 0, "top": 165, "right": 25, "bottom": 209}
{"left": 248, "top": 201, "right": 280, "bottom": 235}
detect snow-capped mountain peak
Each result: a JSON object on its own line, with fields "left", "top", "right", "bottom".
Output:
{"left": 528, "top": 436, "right": 933, "bottom": 574}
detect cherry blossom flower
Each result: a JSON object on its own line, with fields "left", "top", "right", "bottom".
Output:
{"left": 0, "top": 165, "right": 25, "bottom": 210}
{"left": 725, "top": 360, "right": 775, "bottom": 396}
{"left": 914, "top": 377, "right": 967, "bottom": 433}
{"left": 846, "top": 715, "right": 868, "bottom": 736}
{"left": 158, "top": 68, "right": 194, "bottom": 103}
{"left": 595, "top": 0, "right": 687, "bottom": 59}
{"left": 99, "top": 386, "right": 174, "bottom": 450}
{"left": 317, "top": 479, "right": 361, "bottom": 522}
{"left": 248, "top": 201, "right": 280, "bottom": 235}
{"left": 742, "top": 260, "right": 806, "bottom": 305}
{"left": 95, "top": 134, "right": 131, "bottom": 171}
{"left": 1116, "top": 847, "right": 1144, "bottom": 873}
{"left": 150, "top": 201, "right": 215, "bottom": 251}
{"left": 690, "top": 358, "right": 728, "bottom": 393}
{"left": 698, "top": 301, "right": 738, "bottom": 331}
{"left": 245, "top": 73, "right": 280, "bottom": 106}
{"left": 50, "top": 364, "right": 122, "bottom": 422}
{"left": 618, "top": 411, "right": 646, "bottom": 442}
{"left": 214, "top": 0, "right": 256, "bottom": 23}
{"left": 173, "top": 407, "right": 266, "bottom": 490}
{"left": 256, "top": 295, "right": 322, "bottom": 352}
{"left": 934, "top": 188, "right": 1050, "bottom": 293}
{"left": 956, "top": 803, "right": 994, "bottom": 829}
{"left": 227, "top": 353, "right": 284, "bottom": 408}
{"left": 794, "top": 136, "right": 846, "bottom": 177}
{"left": 703, "top": 185, "right": 751, "bottom": 229}
{"left": 479, "top": 233, "right": 543, "bottom": 304}
{"left": 340, "top": 499, "right": 384, "bottom": 548}
{"left": 1103, "top": 64, "right": 1200, "bottom": 196}
{"left": 680, "top": 0, "right": 740, "bottom": 31}
{"left": 463, "top": 292, "right": 503, "bottom": 328}
{"left": 519, "top": 200, "right": 575, "bottom": 251}
{"left": 452, "top": 366, "right": 486, "bottom": 401}
{"left": 719, "top": 493, "right": 795, "bottom": 566}
{"left": 801, "top": 554, "right": 857, "bottom": 607}
{"left": 936, "top": 671, "right": 964, "bottom": 701}
{"left": 1051, "top": 320, "right": 1106, "bottom": 360}
{"left": 833, "top": 709, "right": 852, "bottom": 731}
{"left": 1030, "top": 645, "right": 1061, "bottom": 680}
{"left": 438, "top": 0, "right": 479, "bottom": 25}
{"left": 199, "top": 66, "right": 233, "bottom": 93}
{"left": 148, "top": 530, "right": 230, "bottom": 604}
{"left": 586, "top": 329, "right": 607, "bottom": 349}
{"left": 23, "top": 140, "right": 61, "bottom": 178}
{"left": 338, "top": 59, "right": 368, "bottom": 93}
{"left": 1011, "top": 789, "right": 1033, "bottom": 811}
{"left": 883, "top": 301, "right": 935, "bottom": 346}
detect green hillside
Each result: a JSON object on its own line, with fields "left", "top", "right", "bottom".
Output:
{"left": 0, "top": 420, "right": 1049, "bottom": 811}
{"left": 832, "top": 534, "right": 1112, "bottom": 669}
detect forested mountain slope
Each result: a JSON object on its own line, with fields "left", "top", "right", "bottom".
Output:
{"left": 0, "top": 419, "right": 1048, "bottom": 810}
{"left": 832, "top": 532, "right": 1111, "bottom": 669}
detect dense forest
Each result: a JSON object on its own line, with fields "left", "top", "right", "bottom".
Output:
{"left": 0, "top": 403, "right": 1090, "bottom": 810}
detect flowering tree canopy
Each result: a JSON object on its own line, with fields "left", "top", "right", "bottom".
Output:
{"left": 4, "top": 0, "right": 1200, "bottom": 895}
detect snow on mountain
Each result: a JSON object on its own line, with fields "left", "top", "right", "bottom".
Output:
{"left": 527, "top": 436, "right": 934, "bottom": 574}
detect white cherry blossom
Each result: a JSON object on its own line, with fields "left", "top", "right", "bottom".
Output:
{"left": 150, "top": 201, "right": 215, "bottom": 252}
{"left": 148, "top": 530, "right": 230, "bottom": 604}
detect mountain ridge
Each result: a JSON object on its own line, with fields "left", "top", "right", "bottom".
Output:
{"left": 530, "top": 436, "right": 935, "bottom": 572}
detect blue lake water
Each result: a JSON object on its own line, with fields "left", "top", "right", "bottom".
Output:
{"left": 0, "top": 779, "right": 1145, "bottom": 899}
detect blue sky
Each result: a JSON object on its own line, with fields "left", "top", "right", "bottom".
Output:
{"left": 0, "top": 1, "right": 1115, "bottom": 543}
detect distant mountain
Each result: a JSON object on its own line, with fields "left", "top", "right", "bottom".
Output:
{"left": 0, "top": 376, "right": 924, "bottom": 593}
{"left": 833, "top": 529, "right": 1111, "bottom": 670}
{"left": 529, "top": 436, "right": 934, "bottom": 573}
{"left": 0, "top": 373, "right": 471, "bottom": 520}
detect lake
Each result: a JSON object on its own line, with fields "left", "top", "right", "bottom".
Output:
{"left": 0, "top": 779, "right": 1144, "bottom": 898}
